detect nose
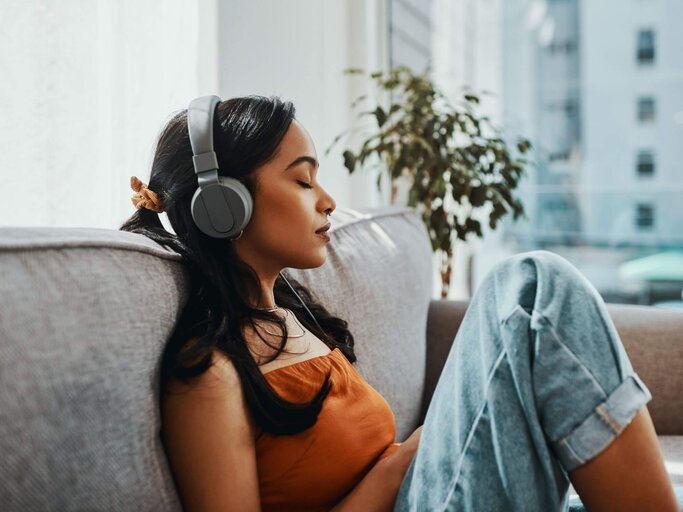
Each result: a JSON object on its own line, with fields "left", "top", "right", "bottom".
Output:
{"left": 319, "top": 187, "right": 336, "bottom": 216}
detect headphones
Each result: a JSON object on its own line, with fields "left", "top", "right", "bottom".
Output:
{"left": 187, "top": 95, "right": 251, "bottom": 241}
{"left": 186, "top": 94, "right": 328, "bottom": 339}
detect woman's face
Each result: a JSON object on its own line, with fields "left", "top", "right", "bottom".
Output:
{"left": 231, "top": 119, "right": 336, "bottom": 276}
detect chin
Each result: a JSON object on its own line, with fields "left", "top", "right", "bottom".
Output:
{"left": 310, "top": 253, "right": 327, "bottom": 268}
{"left": 289, "top": 250, "right": 327, "bottom": 270}
{"left": 308, "top": 249, "right": 328, "bottom": 269}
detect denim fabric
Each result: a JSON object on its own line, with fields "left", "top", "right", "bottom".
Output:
{"left": 393, "top": 250, "right": 680, "bottom": 511}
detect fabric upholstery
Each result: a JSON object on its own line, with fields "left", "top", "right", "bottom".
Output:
{"left": 0, "top": 227, "right": 188, "bottom": 510}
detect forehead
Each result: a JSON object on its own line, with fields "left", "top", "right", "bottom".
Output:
{"left": 278, "top": 119, "right": 317, "bottom": 160}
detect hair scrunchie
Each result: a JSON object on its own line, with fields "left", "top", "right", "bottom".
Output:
{"left": 130, "top": 175, "right": 163, "bottom": 213}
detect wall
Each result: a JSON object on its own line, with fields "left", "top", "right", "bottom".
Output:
{"left": 216, "top": 0, "right": 392, "bottom": 210}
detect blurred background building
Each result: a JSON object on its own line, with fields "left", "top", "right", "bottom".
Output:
{"left": 429, "top": 0, "right": 683, "bottom": 305}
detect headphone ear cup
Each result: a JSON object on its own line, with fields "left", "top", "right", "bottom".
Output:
{"left": 219, "top": 175, "right": 253, "bottom": 229}
{"left": 190, "top": 176, "right": 253, "bottom": 239}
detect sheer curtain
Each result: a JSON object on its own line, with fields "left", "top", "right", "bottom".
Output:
{"left": 0, "top": 0, "right": 216, "bottom": 229}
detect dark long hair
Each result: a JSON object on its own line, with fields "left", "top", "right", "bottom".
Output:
{"left": 119, "top": 95, "right": 356, "bottom": 435}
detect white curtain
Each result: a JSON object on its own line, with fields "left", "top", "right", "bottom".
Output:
{"left": 0, "top": 0, "right": 215, "bottom": 229}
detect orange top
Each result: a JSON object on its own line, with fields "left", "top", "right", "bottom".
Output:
{"left": 256, "top": 347, "right": 402, "bottom": 512}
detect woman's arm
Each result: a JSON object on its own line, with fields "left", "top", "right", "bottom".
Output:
{"left": 161, "top": 346, "right": 261, "bottom": 512}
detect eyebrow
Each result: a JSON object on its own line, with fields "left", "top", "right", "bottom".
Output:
{"left": 284, "top": 155, "right": 319, "bottom": 171}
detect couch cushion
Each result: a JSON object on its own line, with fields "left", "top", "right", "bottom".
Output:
{"left": 0, "top": 226, "right": 188, "bottom": 510}
{"left": 603, "top": 304, "right": 683, "bottom": 435}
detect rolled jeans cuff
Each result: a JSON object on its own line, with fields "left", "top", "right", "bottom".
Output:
{"left": 550, "top": 372, "right": 653, "bottom": 472}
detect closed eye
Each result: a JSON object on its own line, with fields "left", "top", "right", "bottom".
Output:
{"left": 297, "top": 180, "right": 313, "bottom": 189}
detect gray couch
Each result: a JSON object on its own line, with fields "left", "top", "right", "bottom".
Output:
{"left": 0, "top": 205, "right": 681, "bottom": 510}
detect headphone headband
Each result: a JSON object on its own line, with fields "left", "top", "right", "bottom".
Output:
{"left": 187, "top": 95, "right": 221, "bottom": 175}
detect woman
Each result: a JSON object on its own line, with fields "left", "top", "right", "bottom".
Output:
{"left": 120, "top": 95, "right": 679, "bottom": 511}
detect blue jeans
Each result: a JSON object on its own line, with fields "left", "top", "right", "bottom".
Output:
{"left": 393, "top": 250, "right": 682, "bottom": 511}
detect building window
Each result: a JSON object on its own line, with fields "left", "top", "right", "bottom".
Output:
{"left": 637, "top": 29, "right": 655, "bottom": 64}
{"left": 636, "top": 203, "right": 655, "bottom": 229}
{"left": 544, "top": 99, "right": 578, "bottom": 118}
{"left": 563, "top": 98, "right": 577, "bottom": 116}
{"left": 636, "top": 151, "right": 655, "bottom": 176}
{"left": 546, "top": 197, "right": 569, "bottom": 211}
{"left": 637, "top": 97, "right": 656, "bottom": 123}
{"left": 549, "top": 150, "right": 571, "bottom": 162}
{"left": 549, "top": 40, "right": 576, "bottom": 54}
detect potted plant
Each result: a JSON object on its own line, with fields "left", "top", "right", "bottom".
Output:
{"left": 326, "top": 65, "right": 533, "bottom": 298}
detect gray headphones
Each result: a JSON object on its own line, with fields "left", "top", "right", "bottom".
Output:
{"left": 186, "top": 94, "right": 329, "bottom": 339}
{"left": 187, "top": 95, "right": 252, "bottom": 240}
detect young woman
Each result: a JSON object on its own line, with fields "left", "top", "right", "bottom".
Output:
{"left": 120, "top": 95, "right": 679, "bottom": 511}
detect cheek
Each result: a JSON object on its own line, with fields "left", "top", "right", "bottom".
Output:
{"left": 247, "top": 186, "right": 317, "bottom": 247}
{"left": 265, "top": 191, "right": 311, "bottom": 227}
{"left": 251, "top": 188, "right": 290, "bottom": 226}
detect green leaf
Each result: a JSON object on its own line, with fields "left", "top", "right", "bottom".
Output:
{"left": 408, "top": 187, "right": 420, "bottom": 206}
{"left": 350, "top": 94, "right": 368, "bottom": 109}
{"left": 343, "top": 150, "right": 356, "bottom": 173}
{"left": 465, "top": 218, "right": 483, "bottom": 237}
{"left": 374, "top": 106, "right": 387, "bottom": 128}
{"left": 469, "top": 186, "right": 487, "bottom": 207}
{"left": 389, "top": 103, "right": 402, "bottom": 114}
{"left": 517, "top": 139, "right": 531, "bottom": 153}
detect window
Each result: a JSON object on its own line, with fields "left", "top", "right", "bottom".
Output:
{"left": 637, "top": 97, "right": 656, "bottom": 123}
{"left": 546, "top": 197, "right": 569, "bottom": 211}
{"left": 637, "top": 29, "right": 655, "bottom": 64}
{"left": 0, "top": 1, "right": 202, "bottom": 229}
{"left": 388, "top": 0, "right": 433, "bottom": 74}
{"left": 549, "top": 40, "right": 576, "bottom": 55}
{"left": 563, "top": 98, "right": 577, "bottom": 116}
{"left": 636, "top": 203, "right": 655, "bottom": 229}
{"left": 434, "top": 0, "right": 683, "bottom": 304}
{"left": 549, "top": 150, "right": 571, "bottom": 162}
{"left": 545, "top": 98, "right": 578, "bottom": 118}
{"left": 636, "top": 151, "right": 655, "bottom": 176}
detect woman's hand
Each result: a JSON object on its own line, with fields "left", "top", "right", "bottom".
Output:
{"left": 330, "top": 425, "right": 424, "bottom": 512}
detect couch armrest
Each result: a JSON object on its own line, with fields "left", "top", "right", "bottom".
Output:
{"left": 420, "top": 299, "right": 683, "bottom": 435}
{"left": 603, "top": 303, "right": 683, "bottom": 435}
{"left": 418, "top": 299, "right": 469, "bottom": 427}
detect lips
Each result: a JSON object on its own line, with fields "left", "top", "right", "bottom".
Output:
{"left": 315, "top": 222, "right": 331, "bottom": 234}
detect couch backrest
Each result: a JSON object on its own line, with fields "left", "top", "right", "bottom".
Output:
{"left": 0, "top": 205, "right": 433, "bottom": 510}
{"left": 0, "top": 227, "right": 189, "bottom": 510}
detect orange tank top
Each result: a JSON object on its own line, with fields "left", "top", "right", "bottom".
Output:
{"left": 255, "top": 347, "right": 402, "bottom": 511}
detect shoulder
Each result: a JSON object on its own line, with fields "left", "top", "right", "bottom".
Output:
{"left": 164, "top": 337, "right": 261, "bottom": 440}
